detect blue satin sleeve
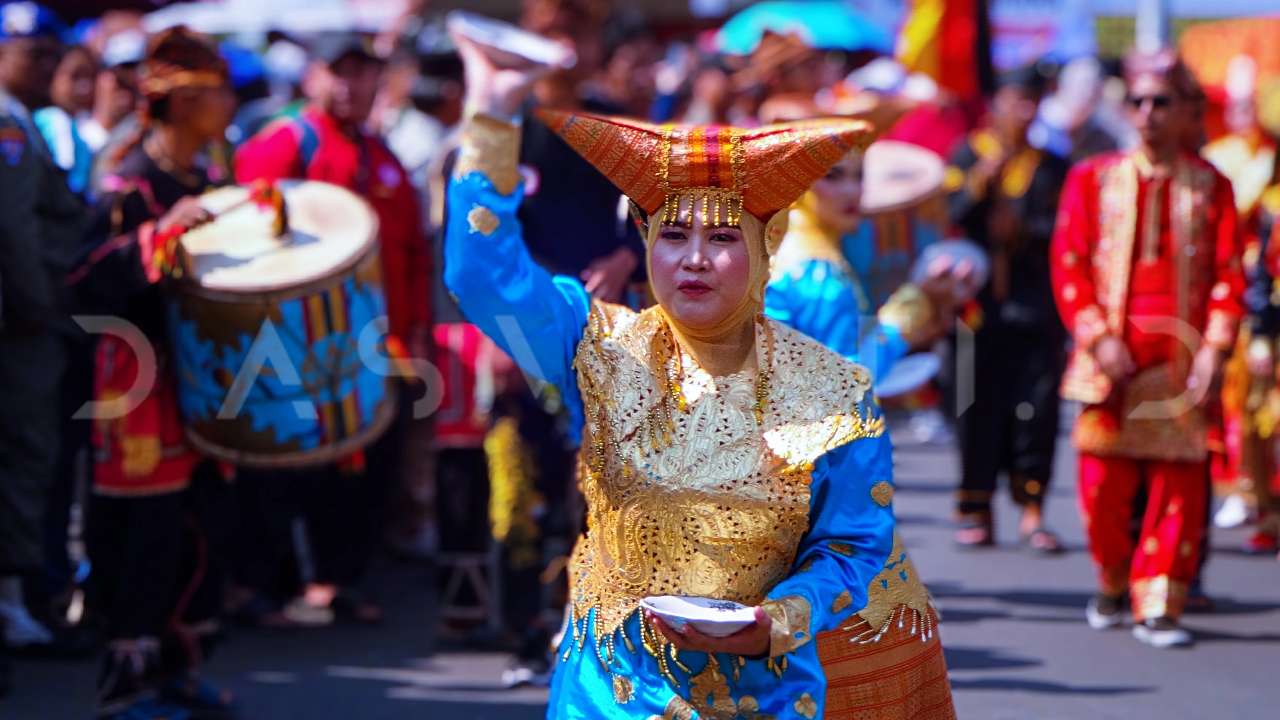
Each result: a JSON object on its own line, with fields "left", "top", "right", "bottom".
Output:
{"left": 767, "top": 429, "right": 896, "bottom": 639}
{"left": 765, "top": 258, "right": 909, "bottom": 380}
{"left": 443, "top": 171, "right": 589, "bottom": 442}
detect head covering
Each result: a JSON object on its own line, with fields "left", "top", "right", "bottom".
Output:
{"left": 308, "top": 31, "right": 380, "bottom": 67}
{"left": 996, "top": 62, "right": 1051, "bottom": 98}
{"left": 539, "top": 108, "right": 874, "bottom": 372}
{"left": 1122, "top": 48, "right": 1199, "bottom": 100}
{"left": 101, "top": 29, "right": 145, "bottom": 68}
{"left": 0, "top": 2, "right": 62, "bottom": 41}
{"left": 139, "top": 26, "right": 228, "bottom": 101}
{"left": 537, "top": 109, "right": 873, "bottom": 231}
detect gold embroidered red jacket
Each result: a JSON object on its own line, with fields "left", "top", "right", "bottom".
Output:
{"left": 1051, "top": 150, "right": 1245, "bottom": 405}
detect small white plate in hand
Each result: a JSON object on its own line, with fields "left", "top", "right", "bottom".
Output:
{"left": 640, "top": 596, "right": 757, "bottom": 638}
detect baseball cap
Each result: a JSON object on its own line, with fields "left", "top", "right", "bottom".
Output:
{"left": 308, "top": 31, "right": 381, "bottom": 66}
{"left": 0, "top": 1, "right": 63, "bottom": 41}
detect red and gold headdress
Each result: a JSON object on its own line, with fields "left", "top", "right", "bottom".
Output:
{"left": 536, "top": 110, "right": 875, "bottom": 231}
{"left": 138, "top": 26, "right": 229, "bottom": 101}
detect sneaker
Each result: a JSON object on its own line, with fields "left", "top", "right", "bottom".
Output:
{"left": 103, "top": 698, "right": 192, "bottom": 720}
{"left": 1213, "top": 494, "right": 1252, "bottom": 529}
{"left": 0, "top": 596, "right": 54, "bottom": 648}
{"left": 1085, "top": 593, "right": 1125, "bottom": 630}
{"left": 1132, "top": 617, "right": 1193, "bottom": 648}
{"left": 1243, "top": 531, "right": 1279, "bottom": 555}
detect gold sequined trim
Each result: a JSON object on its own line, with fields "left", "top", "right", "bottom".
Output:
{"left": 762, "top": 595, "right": 812, "bottom": 657}
{"left": 843, "top": 533, "right": 934, "bottom": 644}
{"left": 878, "top": 283, "right": 936, "bottom": 348}
{"left": 870, "top": 481, "right": 894, "bottom": 507}
{"left": 612, "top": 674, "right": 634, "bottom": 704}
{"left": 662, "top": 695, "right": 695, "bottom": 720}
{"left": 455, "top": 114, "right": 521, "bottom": 195}
{"left": 466, "top": 205, "right": 499, "bottom": 236}
{"left": 1131, "top": 574, "right": 1188, "bottom": 622}
{"left": 828, "top": 542, "right": 854, "bottom": 556}
{"left": 794, "top": 692, "right": 818, "bottom": 719}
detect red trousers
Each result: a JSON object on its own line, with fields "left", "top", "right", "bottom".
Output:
{"left": 1077, "top": 453, "right": 1206, "bottom": 621}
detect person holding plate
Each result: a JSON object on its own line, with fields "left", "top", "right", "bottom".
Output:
{"left": 763, "top": 135, "right": 961, "bottom": 718}
{"left": 447, "top": 23, "right": 954, "bottom": 719}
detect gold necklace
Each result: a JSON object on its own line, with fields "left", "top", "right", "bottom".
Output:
{"left": 661, "top": 313, "right": 773, "bottom": 426}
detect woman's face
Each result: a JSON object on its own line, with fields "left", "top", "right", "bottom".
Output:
{"left": 172, "top": 82, "right": 236, "bottom": 143}
{"left": 51, "top": 48, "right": 97, "bottom": 114}
{"left": 808, "top": 152, "right": 863, "bottom": 235}
{"left": 649, "top": 199, "right": 754, "bottom": 331}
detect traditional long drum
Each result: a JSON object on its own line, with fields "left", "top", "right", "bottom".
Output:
{"left": 167, "top": 180, "right": 396, "bottom": 468}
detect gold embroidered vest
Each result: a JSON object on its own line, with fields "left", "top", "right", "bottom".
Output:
{"left": 568, "top": 302, "right": 883, "bottom": 642}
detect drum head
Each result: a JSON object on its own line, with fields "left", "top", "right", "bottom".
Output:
{"left": 860, "top": 140, "right": 945, "bottom": 215}
{"left": 181, "top": 180, "right": 378, "bottom": 294}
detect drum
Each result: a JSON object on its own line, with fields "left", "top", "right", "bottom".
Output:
{"left": 168, "top": 180, "right": 396, "bottom": 468}
{"left": 857, "top": 140, "right": 947, "bottom": 307}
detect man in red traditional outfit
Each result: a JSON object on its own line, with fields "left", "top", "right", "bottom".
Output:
{"left": 1051, "top": 49, "right": 1245, "bottom": 648}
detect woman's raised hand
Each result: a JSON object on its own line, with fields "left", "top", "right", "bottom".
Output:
{"left": 450, "top": 28, "right": 555, "bottom": 120}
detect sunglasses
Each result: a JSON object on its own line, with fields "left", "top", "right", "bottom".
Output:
{"left": 1125, "top": 94, "right": 1173, "bottom": 110}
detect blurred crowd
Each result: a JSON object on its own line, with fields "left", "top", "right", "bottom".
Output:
{"left": 1, "top": 0, "right": 1279, "bottom": 718}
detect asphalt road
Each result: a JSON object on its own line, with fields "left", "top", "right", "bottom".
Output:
{"left": 6, "top": 428, "right": 1279, "bottom": 719}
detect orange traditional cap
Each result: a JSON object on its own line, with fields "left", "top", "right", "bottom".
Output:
{"left": 536, "top": 109, "right": 875, "bottom": 225}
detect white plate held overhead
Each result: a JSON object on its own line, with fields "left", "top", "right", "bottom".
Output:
{"left": 446, "top": 10, "right": 577, "bottom": 70}
{"left": 640, "top": 596, "right": 757, "bottom": 638}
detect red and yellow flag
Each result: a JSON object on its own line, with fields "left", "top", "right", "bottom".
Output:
{"left": 896, "top": 0, "right": 992, "bottom": 103}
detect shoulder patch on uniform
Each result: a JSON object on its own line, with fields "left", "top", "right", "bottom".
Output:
{"left": 0, "top": 126, "right": 25, "bottom": 166}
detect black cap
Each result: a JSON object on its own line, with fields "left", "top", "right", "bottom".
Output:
{"left": 308, "top": 31, "right": 380, "bottom": 66}
{"left": 997, "top": 62, "right": 1052, "bottom": 98}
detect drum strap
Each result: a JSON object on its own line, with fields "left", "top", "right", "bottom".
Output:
{"left": 288, "top": 116, "right": 321, "bottom": 176}
{"left": 288, "top": 114, "right": 371, "bottom": 194}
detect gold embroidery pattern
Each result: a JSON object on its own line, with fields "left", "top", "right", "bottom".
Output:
{"left": 662, "top": 696, "right": 695, "bottom": 720}
{"left": 466, "top": 205, "right": 499, "bottom": 237}
{"left": 794, "top": 692, "right": 818, "bottom": 719}
{"left": 832, "top": 590, "right": 853, "bottom": 614}
{"left": 455, "top": 115, "right": 521, "bottom": 195}
{"left": 612, "top": 674, "right": 634, "bottom": 704}
{"left": 566, "top": 301, "right": 882, "bottom": 680}
{"left": 762, "top": 595, "right": 812, "bottom": 657}
{"left": 877, "top": 284, "right": 937, "bottom": 348}
{"left": 844, "top": 533, "right": 935, "bottom": 644}
{"left": 1131, "top": 574, "right": 1188, "bottom": 622}
{"left": 1063, "top": 153, "right": 1226, "bottom": 405}
{"left": 870, "top": 481, "right": 894, "bottom": 507}
{"left": 828, "top": 542, "right": 854, "bottom": 556}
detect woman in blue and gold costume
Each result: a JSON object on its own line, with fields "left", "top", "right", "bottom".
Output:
{"left": 447, "top": 33, "right": 954, "bottom": 720}
{"left": 766, "top": 143, "right": 958, "bottom": 719}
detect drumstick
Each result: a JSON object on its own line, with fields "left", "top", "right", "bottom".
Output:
{"left": 209, "top": 180, "right": 290, "bottom": 237}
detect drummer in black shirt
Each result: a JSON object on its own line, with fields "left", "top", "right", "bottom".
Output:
{"left": 946, "top": 64, "right": 1070, "bottom": 554}
{"left": 69, "top": 28, "right": 238, "bottom": 720}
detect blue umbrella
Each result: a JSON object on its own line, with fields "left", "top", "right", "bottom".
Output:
{"left": 716, "top": 1, "right": 893, "bottom": 55}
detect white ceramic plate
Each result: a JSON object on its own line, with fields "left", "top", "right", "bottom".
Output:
{"left": 446, "top": 10, "right": 577, "bottom": 69}
{"left": 639, "top": 596, "right": 756, "bottom": 638}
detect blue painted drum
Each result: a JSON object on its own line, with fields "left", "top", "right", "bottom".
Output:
{"left": 168, "top": 180, "right": 397, "bottom": 468}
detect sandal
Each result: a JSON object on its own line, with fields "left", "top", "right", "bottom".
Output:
{"left": 225, "top": 592, "right": 294, "bottom": 629}
{"left": 331, "top": 588, "right": 383, "bottom": 625}
{"left": 1020, "top": 527, "right": 1063, "bottom": 555}
{"left": 163, "top": 675, "right": 236, "bottom": 719}
{"left": 954, "top": 514, "right": 994, "bottom": 547}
